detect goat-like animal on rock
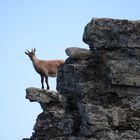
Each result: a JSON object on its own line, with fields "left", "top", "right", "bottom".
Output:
{"left": 25, "top": 48, "right": 64, "bottom": 90}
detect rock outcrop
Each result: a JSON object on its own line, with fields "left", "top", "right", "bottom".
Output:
{"left": 25, "top": 88, "right": 64, "bottom": 140}
{"left": 23, "top": 18, "right": 140, "bottom": 140}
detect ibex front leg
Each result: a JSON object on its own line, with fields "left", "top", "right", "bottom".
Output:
{"left": 45, "top": 76, "right": 50, "bottom": 90}
{"left": 40, "top": 74, "right": 45, "bottom": 89}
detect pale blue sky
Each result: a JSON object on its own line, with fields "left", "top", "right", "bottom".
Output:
{"left": 0, "top": 0, "right": 140, "bottom": 140}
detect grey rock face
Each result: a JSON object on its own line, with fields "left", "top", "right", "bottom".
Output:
{"left": 57, "top": 57, "right": 140, "bottom": 139}
{"left": 107, "top": 59, "right": 140, "bottom": 86}
{"left": 57, "top": 18, "right": 140, "bottom": 140}
{"left": 83, "top": 18, "right": 140, "bottom": 50}
{"left": 24, "top": 88, "right": 64, "bottom": 140}
{"left": 23, "top": 18, "right": 140, "bottom": 140}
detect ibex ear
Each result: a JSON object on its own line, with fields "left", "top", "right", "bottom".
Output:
{"left": 33, "top": 48, "right": 36, "bottom": 52}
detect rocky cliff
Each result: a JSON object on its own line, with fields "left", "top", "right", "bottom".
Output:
{"left": 23, "top": 18, "right": 140, "bottom": 140}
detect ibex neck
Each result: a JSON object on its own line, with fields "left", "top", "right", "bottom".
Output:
{"left": 32, "top": 55, "right": 39, "bottom": 65}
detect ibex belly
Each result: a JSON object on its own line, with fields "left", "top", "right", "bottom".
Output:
{"left": 48, "top": 72, "right": 57, "bottom": 77}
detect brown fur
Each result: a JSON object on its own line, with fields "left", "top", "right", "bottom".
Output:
{"left": 25, "top": 48, "right": 64, "bottom": 89}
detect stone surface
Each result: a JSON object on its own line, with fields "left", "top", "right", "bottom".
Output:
{"left": 26, "top": 87, "right": 62, "bottom": 103}
{"left": 65, "top": 47, "right": 93, "bottom": 59}
{"left": 57, "top": 18, "right": 140, "bottom": 140}
{"left": 83, "top": 18, "right": 140, "bottom": 50}
{"left": 23, "top": 18, "right": 140, "bottom": 140}
{"left": 57, "top": 56, "right": 140, "bottom": 139}
{"left": 24, "top": 88, "right": 64, "bottom": 140}
{"left": 107, "top": 60, "right": 140, "bottom": 86}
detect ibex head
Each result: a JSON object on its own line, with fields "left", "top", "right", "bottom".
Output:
{"left": 25, "top": 48, "right": 36, "bottom": 61}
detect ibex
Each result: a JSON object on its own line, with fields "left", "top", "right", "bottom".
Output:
{"left": 25, "top": 48, "right": 64, "bottom": 90}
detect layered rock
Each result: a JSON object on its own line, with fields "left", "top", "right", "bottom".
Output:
{"left": 57, "top": 18, "right": 140, "bottom": 139}
{"left": 23, "top": 18, "right": 140, "bottom": 140}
